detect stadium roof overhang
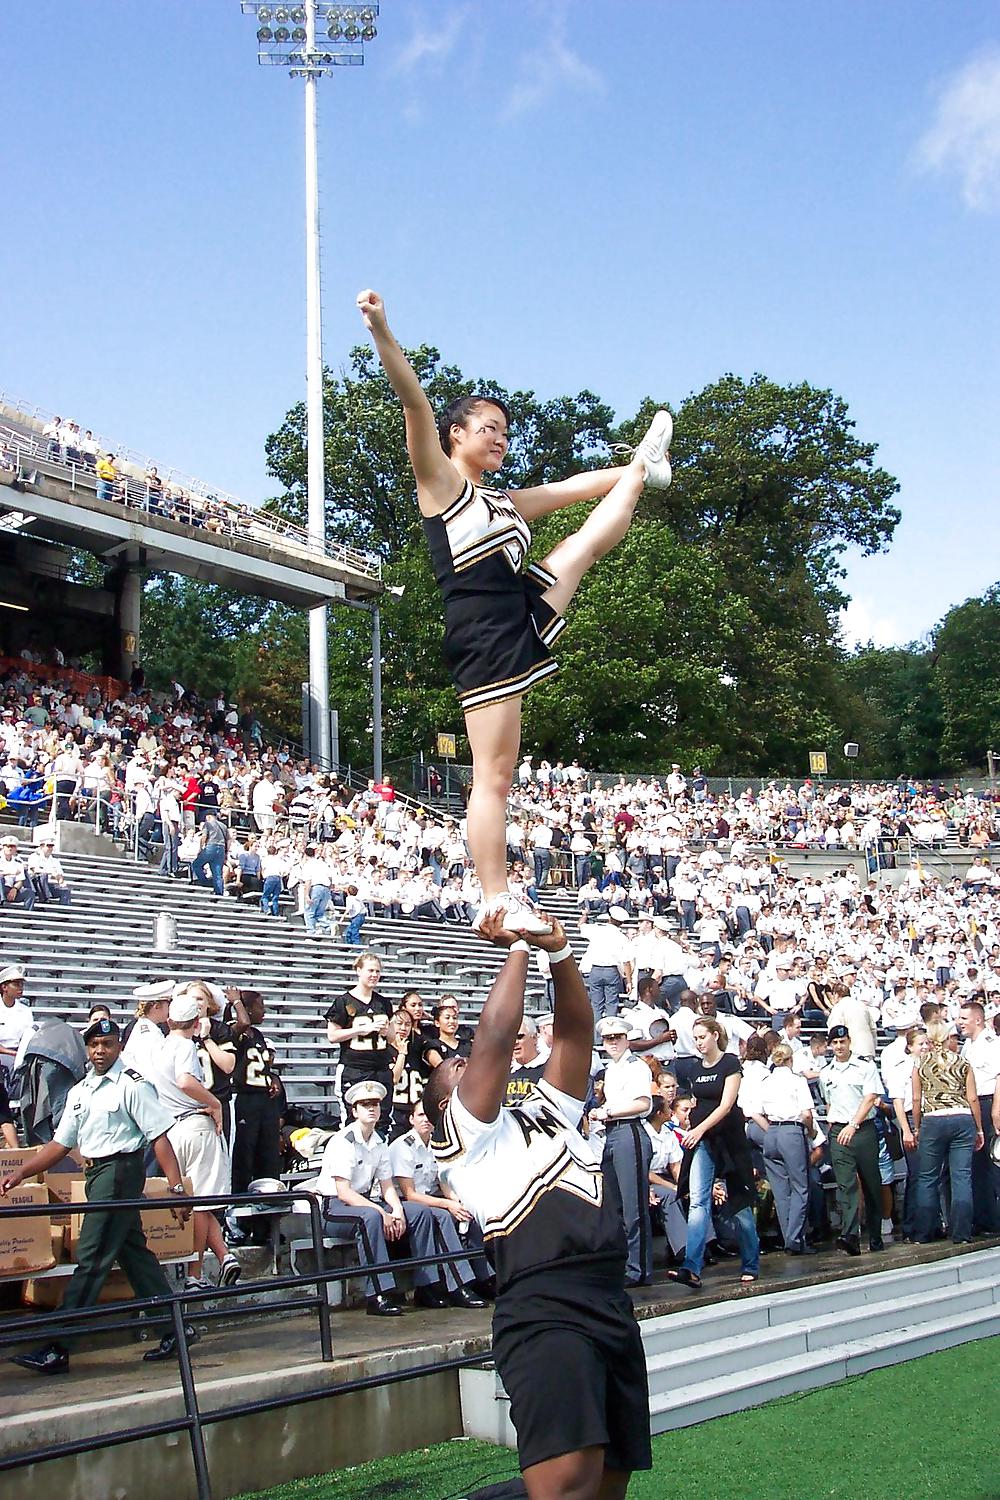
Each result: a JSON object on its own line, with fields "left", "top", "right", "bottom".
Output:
{"left": 0, "top": 468, "right": 382, "bottom": 609}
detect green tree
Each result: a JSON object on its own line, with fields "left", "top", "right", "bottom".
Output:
{"left": 140, "top": 576, "right": 306, "bottom": 740}
{"left": 638, "top": 375, "right": 901, "bottom": 772}
{"left": 843, "top": 643, "right": 942, "bottom": 777}
{"left": 255, "top": 362, "right": 902, "bottom": 776}
{"left": 934, "top": 585, "right": 1000, "bottom": 770}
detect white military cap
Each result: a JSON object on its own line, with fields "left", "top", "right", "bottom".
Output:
{"left": 345, "top": 1080, "right": 387, "bottom": 1107}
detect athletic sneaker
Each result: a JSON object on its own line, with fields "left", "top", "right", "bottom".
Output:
{"left": 218, "top": 1255, "right": 242, "bottom": 1288}
{"left": 496, "top": 892, "right": 553, "bottom": 936}
{"left": 472, "top": 892, "right": 552, "bottom": 936}
{"left": 184, "top": 1275, "right": 214, "bottom": 1294}
{"left": 636, "top": 409, "right": 673, "bottom": 489}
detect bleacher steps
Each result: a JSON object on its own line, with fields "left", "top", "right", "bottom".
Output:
{"left": 459, "top": 1247, "right": 1000, "bottom": 1448}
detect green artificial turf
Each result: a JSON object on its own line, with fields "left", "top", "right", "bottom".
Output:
{"left": 235, "top": 1336, "right": 1000, "bottom": 1500}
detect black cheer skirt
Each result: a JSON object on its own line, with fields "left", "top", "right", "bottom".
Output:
{"left": 444, "top": 562, "right": 567, "bottom": 714}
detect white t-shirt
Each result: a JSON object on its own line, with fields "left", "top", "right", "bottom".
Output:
{"left": 602, "top": 1052, "right": 652, "bottom": 1117}
{"left": 151, "top": 1033, "right": 203, "bottom": 1119}
{"left": 389, "top": 1128, "right": 441, "bottom": 1196}
{"left": 0, "top": 1000, "right": 34, "bottom": 1073}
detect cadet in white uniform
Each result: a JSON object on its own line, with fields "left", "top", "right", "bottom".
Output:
{"left": 312, "top": 1081, "right": 479, "bottom": 1315}
{"left": 582, "top": 907, "right": 633, "bottom": 1025}
{"left": 590, "top": 1018, "right": 654, "bottom": 1286}
{"left": 390, "top": 1099, "right": 489, "bottom": 1305}
{"left": 1, "top": 1018, "right": 195, "bottom": 1374}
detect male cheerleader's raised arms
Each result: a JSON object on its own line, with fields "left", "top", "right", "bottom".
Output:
{"left": 357, "top": 288, "right": 672, "bottom": 933}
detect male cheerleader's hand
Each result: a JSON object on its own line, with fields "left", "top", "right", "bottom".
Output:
{"left": 357, "top": 288, "right": 387, "bottom": 334}
{"left": 521, "top": 915, "right": 568, "bottom": 953}
{"left": 476, "top": 911, "right": 524, "bottom": 949}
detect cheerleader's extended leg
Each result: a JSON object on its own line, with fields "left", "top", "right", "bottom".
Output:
{"left": 539, "top": 408, "right": 671, "bottom": 615}
{"left": 539, "top": 457, "right": 646, "bottom": 617}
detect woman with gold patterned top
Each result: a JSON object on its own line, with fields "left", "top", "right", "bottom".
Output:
{"left": 912, "top": 1019, "right": 984, "bottom": 1244}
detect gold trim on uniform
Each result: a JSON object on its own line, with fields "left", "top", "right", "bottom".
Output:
{"left": 440, "top": 480, "right": 476, "bottom": 522}
{"left": 431, "top": 1101, "right": 467, "bottom": 1163}
{"left": 451, "top": 530, "right": 529, "bottom": 574}
{"left": 459, "top": 658, "right": 560, "bottom": 713}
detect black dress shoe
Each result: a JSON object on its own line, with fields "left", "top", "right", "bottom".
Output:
{"left": 11, "top": 1342, "right": 70, "bottom": 1375}
{"left": 836, "top": 1235, "right": 862, "bottom": 1257}
{"left": 366, "top": 1293, "right": 403, "bottom": 1317}
{"left": 413, "top": 1285, "right": 450, "bottom": 1309}
{"left": 143, "top": 1327, "right": 201, "bottom": 1362}
{"left": 448, "top": 1286, "right": 488, "bottom": 1309}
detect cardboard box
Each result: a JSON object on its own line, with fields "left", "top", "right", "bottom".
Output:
{"left": 23, "top": 1269, "right": 132, "bottom": 1311}
{"left": 69, "top": 1176, "right": 194, "bottom": 1262}
{"left": 0, "top": 1146, "right": 46, "bottom": 1184}
{"left": 46, "top": 1168, "right": 85, "bottom": 1211}
{"left": 0, "top": 1182, "right": 55, "bottom": 1275}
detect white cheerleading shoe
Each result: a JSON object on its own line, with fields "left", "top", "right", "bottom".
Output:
{"left": 636, "top": 409, "right": 673, "bottom": 489}
{"left": 473, "top": 891, "right": 552, "bottom": 936}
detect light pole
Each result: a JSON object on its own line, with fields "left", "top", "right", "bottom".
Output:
{"left": 342, "top": 585, "right": 404, "bottom": 781}
{"left": 241, "top": 2, "right": 379, "bottom": 769}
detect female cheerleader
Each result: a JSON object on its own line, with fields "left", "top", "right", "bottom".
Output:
{"left": 358, "top": 289, "right": 672, "bottom": 932}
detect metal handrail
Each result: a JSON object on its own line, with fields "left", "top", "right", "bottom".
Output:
{"left": 0, "top": 418, "right": 380, "bottom": 580}
{"left": 1, "top": 1186, "right": 490, "bottom": 1499}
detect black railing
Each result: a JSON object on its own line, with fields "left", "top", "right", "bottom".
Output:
{"left": 0, "top": 1189, "right": 491, "bottom": 1500}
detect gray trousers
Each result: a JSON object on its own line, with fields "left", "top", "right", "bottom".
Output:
{"left": 650, "top": 1182, "right": 689, "bottom": 1256}
{"left": 762, "top": 1122, "right": 810, "bottom": 1249}
{"left": 604, "top": 1121, "right": 653, "bottom": 1283}
{"left": 323, "top": 1200, "right": 481, "bottom": 1296}
{"left": 588, "top": 965, "right": 623, "bottom": 1024}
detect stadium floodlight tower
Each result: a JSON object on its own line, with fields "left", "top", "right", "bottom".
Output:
{"left": 240, "top": 2, "right": 379, "bottom": 770}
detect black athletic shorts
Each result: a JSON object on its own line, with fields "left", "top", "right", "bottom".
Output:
{"left": 491, "top": 1265, "right": 652, "bottom": 1474}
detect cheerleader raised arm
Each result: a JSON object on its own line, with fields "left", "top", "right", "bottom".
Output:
{"left": 358, "top": 289, "right": 672, "bottom": 932}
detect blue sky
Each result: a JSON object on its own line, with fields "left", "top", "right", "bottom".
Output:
{"left": 4, "top": 1, "right": 999, "bottom": 647}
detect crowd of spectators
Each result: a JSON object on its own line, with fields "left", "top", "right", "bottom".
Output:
{"left": 3, "top": 654, "right": 1000, "bottom": 1299}
{"left": 4, "top": 414, "right": 285, "bottom": 545}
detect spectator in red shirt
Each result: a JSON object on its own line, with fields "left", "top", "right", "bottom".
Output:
{"left": 613, "top": 806, "right": 635, "bottom": 845}
{"left": 181, "top": 766, "right": 202, "bottom": 829}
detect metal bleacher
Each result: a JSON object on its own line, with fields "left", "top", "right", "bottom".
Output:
{"left": 1, "top": 841, "right": 580, "bottom": 1116}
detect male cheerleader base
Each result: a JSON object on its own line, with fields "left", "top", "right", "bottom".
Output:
{"left": 426, "top": 914, "right": 652, "bottom": 1500}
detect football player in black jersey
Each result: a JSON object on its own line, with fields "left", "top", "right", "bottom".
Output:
{"left": 424, "top": 914, "right": 652, "bottom": 1500}
{"left": 324, "top": 952, "right": 395, "bottom": 1126}
{"left": 230, "top": 991, "right": 282, "bottom": 1195}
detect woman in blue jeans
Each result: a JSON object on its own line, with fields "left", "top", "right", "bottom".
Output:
{"left": 668, "top": 1017, "right": 760, "bottom": 1289}
{"left": 912, "top": 1020, "right": 984, "bottom": 1244}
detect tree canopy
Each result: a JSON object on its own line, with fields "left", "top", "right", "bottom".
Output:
{"left": 134, "top": 343, "right": 936, "bottom": 776}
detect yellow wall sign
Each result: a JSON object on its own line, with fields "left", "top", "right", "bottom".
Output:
{"left": 436, "top": 733, "right": 457, "bottom": 759}
{"left": 808, "top": 751, "right": 828, "bottom": 776}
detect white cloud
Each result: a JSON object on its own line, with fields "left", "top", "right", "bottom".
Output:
{"left": 389, "top": 7, "right": 467, "bottom": 77}
{"left": 501, "top": 15, "right": 605, "bottom": 122}
{"left": 915, "top": 46, "right": 1000, "bottom": 210}
{"left": 840, "top": 598, "right": 907, "bottom": 650}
